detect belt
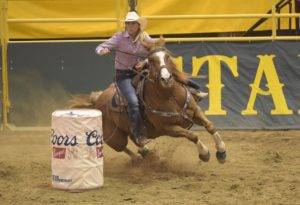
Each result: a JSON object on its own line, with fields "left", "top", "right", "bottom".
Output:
{"left": 115, "top": 69, "right": 137, "bottom": 76}
{"left": 115, "top": 69, "right": 136, "bottom": 80}
{"left": 116, "top": 69, "right": 134, "bottom": 74}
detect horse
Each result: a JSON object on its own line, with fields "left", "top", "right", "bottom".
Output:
{"left": 70, "top": 45, "right": 227, "bottom": 163}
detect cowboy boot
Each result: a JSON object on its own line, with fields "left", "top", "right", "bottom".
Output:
{"left": 195, "top": 91, "right": 208, "bottom": 100}
{"left": 189, "top": 88, "right": 208, "bottom": 101}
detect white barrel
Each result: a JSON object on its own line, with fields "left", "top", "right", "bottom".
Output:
{"left": 51, "top": 109, "right": 103, "bottom": 190}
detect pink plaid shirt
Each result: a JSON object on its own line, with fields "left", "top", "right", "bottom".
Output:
{"left": 95, "top": 31, "right": 155, "bottom": 70}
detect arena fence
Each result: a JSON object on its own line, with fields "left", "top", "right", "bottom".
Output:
{"left": 1, "top": 0, "right": 300, "bottom": 130}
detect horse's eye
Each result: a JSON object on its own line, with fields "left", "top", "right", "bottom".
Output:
{"left": 165, "top": 55, "right": 171, "bottom": 63}
{"left": 149, "top": 57, "right": 157, "bottom": 63}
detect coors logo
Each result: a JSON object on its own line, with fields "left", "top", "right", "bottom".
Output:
{"left": 86, "top": 130, "right": 103, "bottom": 146}
{"left": 96, "top": 147, "right": 104, "bottom": 158}
{"left": 53, "top": 147, "right": 66, "bottom": 159}
{"left": 51, "top": 129, "right": 103, "bottom": 146}
{"left": 51, "top": 129, "right": 78, "bottom": 146}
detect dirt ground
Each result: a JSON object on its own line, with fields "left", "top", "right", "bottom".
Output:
{"left": 0, "top": 130, "right": 299, "bottom": 205}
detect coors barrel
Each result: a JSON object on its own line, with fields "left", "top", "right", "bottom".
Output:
{"left": 51, "top": 109, "right": 103, "bottom": 190}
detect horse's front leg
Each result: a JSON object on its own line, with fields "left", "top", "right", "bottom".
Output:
{"left": 193, "top": 107, "right": 227, "bottom": 163}
{"left": 163, "top": 125, "right": 210, "bottom": 162}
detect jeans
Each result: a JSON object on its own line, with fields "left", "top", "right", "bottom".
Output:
{"left": 116, "top": 69, "right": 142, "bottom": 140}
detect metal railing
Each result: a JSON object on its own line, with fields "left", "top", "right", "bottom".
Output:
{"left": 6, "top": 12, "right": 300, "bottom": 44}
{"left": 245, "top": 0, "right": 294, "bottom": 35}
{"left": 1, "top": 0, "right": 10, "bottom": 130}
{"left": 1, "top": 0, "right": 300, "bottom": 130}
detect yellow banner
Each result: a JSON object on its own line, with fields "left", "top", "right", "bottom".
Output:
{"left": 6, "top": 0, "right": 295, "bottom": 39}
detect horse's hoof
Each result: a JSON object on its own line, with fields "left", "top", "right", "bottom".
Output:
{"left": 216, "top": 151, "right": 226, "bottom": 163}
{"left": 138, "top": 146, "right": 150, "bottom": 158}
{"left": 199, "top": 151, "right": 210, "bottom": 162}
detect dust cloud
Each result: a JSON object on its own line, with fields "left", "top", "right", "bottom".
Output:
{"left": 9, "top": 70, "right": 71, "bottom": 126}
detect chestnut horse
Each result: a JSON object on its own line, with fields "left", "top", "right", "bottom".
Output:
{"left": 70, "top": 46, "right": 226, "bottom": 163}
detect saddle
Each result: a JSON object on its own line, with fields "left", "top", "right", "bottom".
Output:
{"left": 109, "top": 70, "right": 148, "bottom": 113}
{"left": 110, "top": 85, "right": 128, "bottom": 112}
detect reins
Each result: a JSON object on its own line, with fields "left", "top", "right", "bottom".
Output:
{"left": 139, "top": 71, "right": 194, "bottom": 128}
{"left": 110, "top": 48, "right": 147, "bottom": 58}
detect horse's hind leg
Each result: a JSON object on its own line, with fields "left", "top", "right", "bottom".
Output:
{"left": 103, "top": 118, "right": 139, "bottom": 161}
{"left": 163, "top": 125, "right": 210, "bottom": 162}
{"left": 193, "top": 107, "right": 227, "bottom": 163}
{"left": 105, "top": 127, "right": 139, "bottom": 161}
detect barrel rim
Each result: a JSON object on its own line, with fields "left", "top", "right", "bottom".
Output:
{"left": 52, "top": 109, "right": 102, "bottom": 118}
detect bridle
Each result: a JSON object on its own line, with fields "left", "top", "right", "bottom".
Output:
{"left": 146, "top": 48, "right": 173, "bottom": 83}
{"left": 137, "top": 49, "right": 194, "bottom": 128}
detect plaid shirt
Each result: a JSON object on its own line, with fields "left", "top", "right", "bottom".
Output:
{"left": 95, "top": 31, "right": 155, "bottom": 70}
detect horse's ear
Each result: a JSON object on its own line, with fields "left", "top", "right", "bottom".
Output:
{"left": 141, "top": 39, "right": 153, "bottom": 51}
{"left": 156, "top": 35, "right": 165, "bottom": 46}
{"left": 141, "top": 35, "right": 165, "bottom": 51}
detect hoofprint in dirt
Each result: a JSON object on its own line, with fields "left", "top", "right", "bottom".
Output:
{"left": 0, "top": 130, "right": 299, "bottom": 205}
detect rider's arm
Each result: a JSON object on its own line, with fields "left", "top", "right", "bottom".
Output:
{"left": 143, "top": 32, "right": 156, "bottom": 44}
{"left": 95, "top": 32, "right": 121, "bottom": 55}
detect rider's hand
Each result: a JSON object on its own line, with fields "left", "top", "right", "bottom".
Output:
{"left": 135, "top": 60, "right": 146, "bottom": 71}
{"left": 98, "top": 48, "right": 110, "bottom": 56}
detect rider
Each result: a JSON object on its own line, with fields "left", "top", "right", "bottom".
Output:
{"left": 95, "top": 11, "right": 207, "bottom": 146}
{"left": 96, "top": 11, "right": 152, "bottom": 147}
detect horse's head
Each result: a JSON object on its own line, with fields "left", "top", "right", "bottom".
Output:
{"left": 142, "top": 36, "right": 189, "bottom": 89}
{"left": 147, "top": 46, "right": 175, "bottom": 88}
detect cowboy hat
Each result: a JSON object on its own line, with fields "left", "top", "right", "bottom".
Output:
{"left": 124, "top": 11, "right": 147, "bottom": 30}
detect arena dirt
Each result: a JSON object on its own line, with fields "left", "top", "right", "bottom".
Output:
{"left": 0, "top": 130, "right": 299, "bottom": 205}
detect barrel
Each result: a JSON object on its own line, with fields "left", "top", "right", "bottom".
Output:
{"left": 51, "top": 109, "right": 103, "bottom": 190}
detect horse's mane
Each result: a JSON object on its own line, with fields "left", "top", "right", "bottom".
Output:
{"left": 167, "top": 55, "right": 189, "bottom": 84}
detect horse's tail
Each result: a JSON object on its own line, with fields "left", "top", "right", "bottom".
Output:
{"left": 69, "top": 91, "right": 103, "bottom": 109}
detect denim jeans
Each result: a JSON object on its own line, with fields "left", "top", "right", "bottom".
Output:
{"left": 116, "top": 70, "right": 142, "bottom": 139}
